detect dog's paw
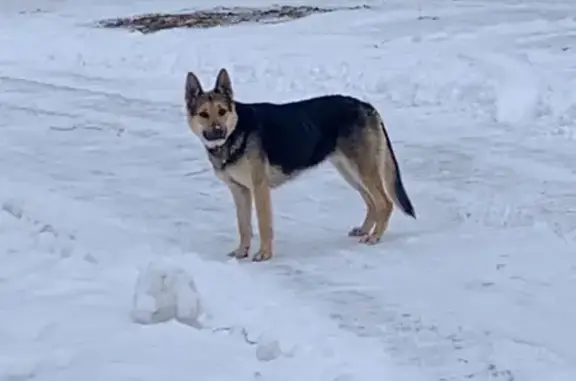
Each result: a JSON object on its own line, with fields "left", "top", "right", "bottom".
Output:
{"left": 252, "top": 249, "right": 273, "bottom": 262}
{"left": 348, "top": 227, "right": 369, "bottom": 237}
{"left": 228, "top": 246, "right": 249, "bottom": 259}
{"left": 358, "top": 234, "right": 381, "bottom": 245}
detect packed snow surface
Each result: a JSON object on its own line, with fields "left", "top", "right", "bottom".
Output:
{"left": 1, "top": 0, "right": 576, "bottom": 380}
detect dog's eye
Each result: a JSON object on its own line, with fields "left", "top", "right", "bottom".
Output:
{"left": 218, "top": 108, "right": 227, "bottom": 117}
{"left": 198, "top": 111, "right": 209, "bottom": 119}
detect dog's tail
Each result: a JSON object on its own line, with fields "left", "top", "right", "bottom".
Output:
{"left": 380, "top": 121, "right": 416, "bottom": 219}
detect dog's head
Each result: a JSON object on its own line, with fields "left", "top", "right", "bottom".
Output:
{"left": 185, "top": 68, "right": 238, "bottom": 149}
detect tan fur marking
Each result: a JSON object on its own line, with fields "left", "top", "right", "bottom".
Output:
{"left": 220, "top": 159, "right": 298, "bottom": 191}
{"left": 354, "top": 136, "right": 394, "bottom": 243}
{"left": 330, "top": 155, "right": 376, "bottom": 236}
{"left": 356, "top": 191, "right": 377, "bottom": 234}
{"left": 222, "top": 157, "right": 252, "bottom": 189}
{"left": 249, "top": 158, "right": 274, "bottom": 261}
{"left": 226, "top": 179, "right": 253, "bottom": 259}
{"left": 380, "top": 129, "right": 401, "bottom": 207}
{"left": 358, "top": 169, "right": 393, "bottom": 244}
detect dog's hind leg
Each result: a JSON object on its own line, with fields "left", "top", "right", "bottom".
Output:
{"left": 355, "top": 158, "right": 393, "bottom": 244}
{"left": 330, "top": 156, "right": 376, "bottom": 237}
{"left": 336, "top": 126, "right": 394, "bottom": 244}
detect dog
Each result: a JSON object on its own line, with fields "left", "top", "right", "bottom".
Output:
{"left": 184, "top": 68, "right": 416, "bottom": 262}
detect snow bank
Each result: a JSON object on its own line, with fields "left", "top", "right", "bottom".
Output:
{"left": 2, "top": 3, "right": 575, "bottom": 135}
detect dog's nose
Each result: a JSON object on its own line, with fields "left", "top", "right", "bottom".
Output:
{"left": 202, "top": 126, "right": 226, "bottom": 141}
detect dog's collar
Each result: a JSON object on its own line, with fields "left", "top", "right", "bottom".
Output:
{"left": 206, "top": 131, "right": 248, "bottom": 170}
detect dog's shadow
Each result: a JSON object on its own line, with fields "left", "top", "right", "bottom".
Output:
{"left": 183, "top": 213, "right": 427, "bottom": 264}
{"left": 231, "top": 227, "right": 424, "bottom": 264}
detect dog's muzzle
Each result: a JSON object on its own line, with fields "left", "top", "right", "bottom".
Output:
{"left": 202, "top": 126, "right": 226, "bottom": 141}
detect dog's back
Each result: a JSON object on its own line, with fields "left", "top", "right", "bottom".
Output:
{"left": 235, "top": 95, "right": 375, "bottom": 174}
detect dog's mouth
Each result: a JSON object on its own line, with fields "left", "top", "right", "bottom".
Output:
{"left": 202, "top": 128, "right": 227, "bottom": 141}
{"left": 203, "top": 138, "right": 227, "bottom": 149}
{"left": 201, "top": 128, "right": 229, "bottom": 148}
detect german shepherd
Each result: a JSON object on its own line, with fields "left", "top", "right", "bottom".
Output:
{"left": 185, "top": 68, "right": 415, "bottom": 262}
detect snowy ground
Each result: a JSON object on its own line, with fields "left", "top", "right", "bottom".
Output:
{"left": 1, "top": 0, "right": 576, "bottom": 380}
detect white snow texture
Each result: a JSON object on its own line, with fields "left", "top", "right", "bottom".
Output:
{"left": 1, "top": 0, "right": 576, "bottom": 380}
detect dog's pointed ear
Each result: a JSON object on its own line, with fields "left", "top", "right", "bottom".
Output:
{"left": 213, "top": 68, "right": 233, "bottom": 100}
{"left": 185, "top": 72, "right": 203, "bottom": 110}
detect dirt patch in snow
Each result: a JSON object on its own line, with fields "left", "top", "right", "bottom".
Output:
{"left": 97, "top": 5, "right": 370, "bottom": 34}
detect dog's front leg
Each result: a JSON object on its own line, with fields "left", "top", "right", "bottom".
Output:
{"left": 250, "top": 162, "right": 273, "bottom": 262}
{"left": 226, "top": 179, "right": 252, "bottom": 259}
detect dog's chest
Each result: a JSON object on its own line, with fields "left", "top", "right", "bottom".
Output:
{"left": 216, "top": 158, "right": 252, "bottom": 187}
{"left": 213, "top": 158, "right": 298, "bottom": 189}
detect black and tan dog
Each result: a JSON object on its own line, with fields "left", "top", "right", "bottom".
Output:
{"left": 185, "top": 68, "right": 415, "bottom": 262}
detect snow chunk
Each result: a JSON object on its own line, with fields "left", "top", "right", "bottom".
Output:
{"left": 255, "top": 335, "right": 282, "bottom": 362}
{"left": 131, "top": 261, "right": 204, "bottom": 328}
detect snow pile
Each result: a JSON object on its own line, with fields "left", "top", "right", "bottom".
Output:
{"left": 131, "top": 261, "right": 205, "bottom": 328}
{"left": 130, "top": 259, "right": 284, "bottom": 362}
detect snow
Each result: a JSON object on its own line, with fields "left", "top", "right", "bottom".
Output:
{"left": 1, "top": 0, "right": 576, "bottom": 380}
